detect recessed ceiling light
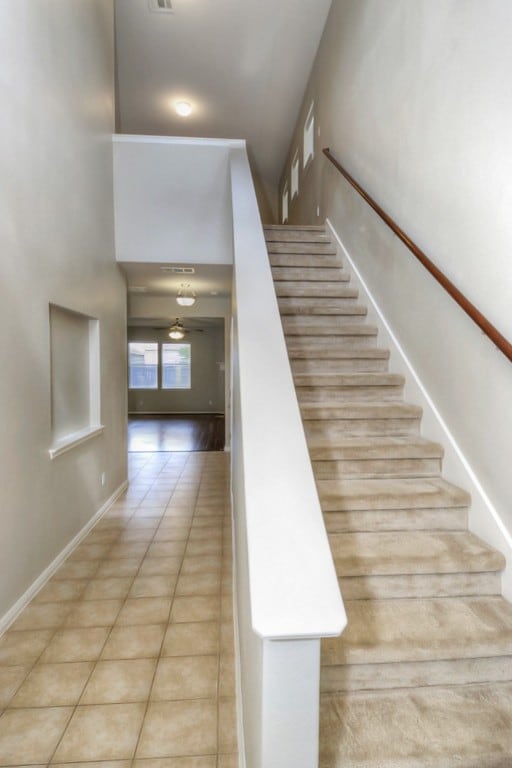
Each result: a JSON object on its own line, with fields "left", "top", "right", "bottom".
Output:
{"left": 175, "top": 101, "right": 192, "bottom": 117}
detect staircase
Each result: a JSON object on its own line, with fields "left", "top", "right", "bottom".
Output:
{"left": 265, "top": 224, "right": 512, "bottom": 767}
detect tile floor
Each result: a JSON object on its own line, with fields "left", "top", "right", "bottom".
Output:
{"left": 0, "top": 451, "right": 238, "bottom": 768}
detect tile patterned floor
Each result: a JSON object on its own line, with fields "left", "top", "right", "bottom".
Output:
{"left": 0, "top": 451, "right": 238, "bottom": 768}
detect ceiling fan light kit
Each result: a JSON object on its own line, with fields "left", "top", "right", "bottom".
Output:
{"left": 169, "top": 318, "right": 186, "bottom": 340}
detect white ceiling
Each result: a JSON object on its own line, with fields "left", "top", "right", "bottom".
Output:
{"left": 114, "top": 0, "right": 331, "bottom": 213}
{"left": 122, "top": 262, "right": 232, "bottom": 297}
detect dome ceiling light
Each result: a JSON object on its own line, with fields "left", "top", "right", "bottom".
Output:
{"left": 175, "top": 101, "right": 192, "bottom": 117}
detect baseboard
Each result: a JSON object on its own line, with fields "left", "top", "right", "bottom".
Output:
{"left": 326, "top": 218, "right": 512, "bottom": 600}
{"left": 0, "top": 479, "right": 129, "bottom": 636}
{"left": 128, "top": 411, "right": 225, "bottom": 416}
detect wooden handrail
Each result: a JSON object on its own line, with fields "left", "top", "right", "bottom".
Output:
{"left": 323, "top": 147, "right": 512, "bottom": 363}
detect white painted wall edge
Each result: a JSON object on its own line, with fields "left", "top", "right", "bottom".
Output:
{"left": 231, "top": 505, "right": 247, "bottom": 768}
{"left": 112, "top": 134, "right": 246, "bottom": 148}
{"left": 326, "top": 218, "right": 512, "bottom": 600}
{"left": 48, "top": 424, "right": 105, "bottom": 460}
{"left": 0, "top": 479, "right": 129, "bottom": 636}
{"left": 231, "top": 148, "right": 346, "bottom": 639}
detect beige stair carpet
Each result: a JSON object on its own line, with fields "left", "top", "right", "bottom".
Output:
{"left": 265, "top": 224, "right": 512, "bottom": 768}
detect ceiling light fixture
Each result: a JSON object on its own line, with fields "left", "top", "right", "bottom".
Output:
{"left": 169, "top": 318, "right": 185, "bottom": 340}
{"left": 176, "top": 283, "right": 196, "bottom": 306}
{"left": 175, "top": 101, "right": 192, "bottom": 117}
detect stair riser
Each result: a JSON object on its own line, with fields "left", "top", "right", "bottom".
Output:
{"left": 265, "top": 231, "right": 330, "bottom": 243}
{"left": 338, "top": 571, "right": 502, "bottom": 600}
{"left": 275, "top": 284, "right": 358, "bottom": 298}
{"left": 323, "top": 507, "right": 467, "bottom": 533}
{"left": 304, "top": 419, "right": 421, "bottom": 438}
{"left": 313, "top": 457, "right": 443, "bottom": 479}
{"left": 280, "top": 302, "right": 366, "bottom": 315}
{"left": 272, "top": 267, "right": 351, "bottom": 282}
{"left": 267, "top": 242, "right": 337, "bottom": 254}
{"left": 291, "top": 358, "right": 389, "bottom": 373}
{"left": 288, "top": 337, "right": 378, "bottom": 353}
{"left": 297, "top": 387, "right": 404, "bottom": 404}
{"left": 320, "top": 656, "right": 512, "bottom": 694}
{"left": 270, "top": 255, "right": 341, "bottom": 268}
{"left": 285, "top": 321, "right": 374, "bottom": 334}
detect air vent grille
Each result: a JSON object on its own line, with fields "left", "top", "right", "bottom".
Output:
{"left": 148, "top": 0, "right": 173, "bottom": 13}
{"left": 160, "top": 266, "right": 195, "bottom": 274}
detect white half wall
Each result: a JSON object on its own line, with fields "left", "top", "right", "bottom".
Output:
{"left": 113, "top": 135, "right": 241, "bottom": 265}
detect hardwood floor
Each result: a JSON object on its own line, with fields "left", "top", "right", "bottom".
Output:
{"left": 128, "top": 414, "right": 225, "bottom": 452}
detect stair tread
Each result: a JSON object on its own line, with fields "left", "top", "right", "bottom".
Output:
{"left": 272, "top": 267, "right": 351, "bottom": 281}
{"left": 265, "top": 230, "right": 331, "bottom": 243}
{"left": 322, "top": 596, "right": 512, "bottom": 666}
{"left": 301, "top": 402, "right": 422, "bottom": 418}
{"left": 275, "top": 283, "right": 358, "bottom": 298}
{"left": 270, "top": 254, "right": 340, "bottom": 267}
{"left": 294, "top": 373, "right": 404, "bottom": 388}
{"left": 320, "top": 683, "right": 512, "bottom": 768}
{"left": 280, "top": 302, "right": 367, "bottom": 316}
{"left": 286, "top": 324, "right": 377, "bottom": 336}
{"left": 264, "top": 224, "right": 326, "bottom": 231}
{"left": 328, "top": 530, "right": 505, "bottom": 576}
{"left": 308, "top": 436, "right": 443, "bottom": 460}
{"left": 318, "top": 476, "right": 470, "bottom": 510}
{"left": 289, "top": 348, "right": 390, "bottom": 362}
{"left": 267, "top": 242, "right": 337, "bottom": 255}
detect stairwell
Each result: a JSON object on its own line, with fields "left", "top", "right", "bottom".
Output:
{"left": 265, "top": 224, "right": 512, "bottom": 767}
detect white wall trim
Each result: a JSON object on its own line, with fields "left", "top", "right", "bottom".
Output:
{"left": 48, "top": 424, "right": 105, "bottom": 460}
{"left": 113, "top": 133, "right": 246, "bottom": 149}
{"left": 0, "top": 479, "right": 129, "bottom": 636}
{"left": 231, "top": 497, "right": 247, "bottom": 768}
{"left": 326, "top": 218, "right": 512, "bottom": 599}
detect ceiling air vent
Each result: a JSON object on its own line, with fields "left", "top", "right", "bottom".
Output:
{"left": 160, "top": 266, "right": 195, "bottom": 274}
{"left": 148, "top": 0, "right": 173, "bottom": 13}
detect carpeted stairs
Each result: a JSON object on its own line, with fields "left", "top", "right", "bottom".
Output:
{"left": 265, "top": 224, "right": 512, "bottom": 767}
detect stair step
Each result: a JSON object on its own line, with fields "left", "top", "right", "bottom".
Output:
{"left": 291, "top": 356, "right": 390, "bottom": 373}
{"left": 296, "top": 374, "right": 404, "bottom": 404}
{"left": 264, "top": 224, "right": 326, "bottom": 231}
{"left": 294, "top": 373, "right": 404, "bottom": 388}
{"left": 325, "top": 506, "right": 467, "bottom": 534}
{"left": 328, "top": 530, "right": 505, "bottom": 578}
{"left": 320, "top": 683, "right": 512, "bottom": 767}
{"left": 275, "top": 282, "right": 358, "bottom": 299}
{"left": 320, "top": 596, "right": 512, "bottom": 692}
{"left": 279, "top": 300, "right": 366, "bottom": 316}
{"left": 279, "top": 316, "right": 372, "bottom": 334}
{"left": 272, "top": 266, "right": 351, "bottom": 282}
{"left": 286, "top": 328, "right": 378, "bottom": 350}
{"left": 302, "top": 402, "right": 422, "bottom": 437}
{"left": 270, "top": 254, "right": 340, "bottom": 268}
{"left": 310, "top": 435, "right": 443, "bottom": 479}
{"left": 264, "top": 229, "right": 330, "bottom": 243}
{"left": 267, "top": 242, "right": 337, "bottom": 255}
{"left": 339, "top": 570, "right": 502, "bottom": 600}
{"left": 318, "top": 477, "right": 470, "bottom": 512}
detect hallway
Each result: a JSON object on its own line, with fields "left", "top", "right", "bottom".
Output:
{"left": 0, "top": 451, "right": 237, "bottom": 767}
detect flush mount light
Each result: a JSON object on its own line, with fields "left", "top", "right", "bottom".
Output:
{"left": 169, "top": 318, "right": 185, "bottom": 340}
{"left": 176, "top": 283, "right": 196, "bottom": 306}
{"left": 175, "top": 101, "right": 192, "bottom": 117}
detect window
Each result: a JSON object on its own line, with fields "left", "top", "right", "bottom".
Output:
{"left": 303, "top": 102, "right": 315, "bottom": 168}
{"left": 162, "top": 343, "right": 191, "bottom": 389}
{"left": 282, "top": 183, "right": 289, "bottom": 223}
{"left": 129, "top": 342, "right": 158, "bottom": 389}
{"left": 128, "top": 341, "right": 191, "bottom": 390}
{"left": 291, "top": 150, "right": 299, "bottom": 199}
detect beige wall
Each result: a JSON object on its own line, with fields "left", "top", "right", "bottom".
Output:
{"left": 0, "top": 1, "right": 127, "bottom": 619}
{"left": 280, "top": 1, "right": 512, "bottom": 538}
